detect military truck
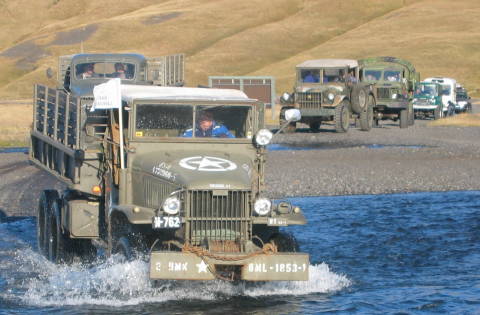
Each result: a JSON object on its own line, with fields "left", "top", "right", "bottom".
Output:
{"left": 412, "top": 81, "right": 443, "bottom": 120}
{"left": 30, "top": 68, "right": 309, "bottom": 280}
{"left": 358, "top": 57, "right": 419, "bottom": 128}
{"left": 280, "top": 59, "right": 376, "bottom": 133}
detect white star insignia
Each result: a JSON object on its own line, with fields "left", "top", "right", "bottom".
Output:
{"left": 196, "top": 260, "right": 209, "bottom": 273}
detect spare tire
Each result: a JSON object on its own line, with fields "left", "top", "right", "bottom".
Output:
{"left": 351, "top": 86, "right": 368, "bottom": 114}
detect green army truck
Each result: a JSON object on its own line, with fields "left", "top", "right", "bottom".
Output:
{"left": 358, "top": 57, "right": 419, "bottom": 128}
{"left": 280, "top": 59, "right": 376, "bottom": 133}
{"left": 30, "top": 61, "right": 309, "bottom": 281}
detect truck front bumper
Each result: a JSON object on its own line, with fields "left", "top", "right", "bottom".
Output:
{"left": 150, "top": 251, "right": 309, "bottom": 281}
{"left": 413, "top": 105, "right": 437, "bottom": 111}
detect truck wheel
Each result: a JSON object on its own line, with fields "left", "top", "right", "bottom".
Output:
{"left": 399, "top": 109, "right": 408, "bottom": 129}
{"left": 408, "top": 107, "right": 415, "bottom": 126}
{"left": 434, "top": 107, "right": 441, "bottom": 120}
{"left": 37, "top": 190, "right": 59, "bottom": 256}
{"left": 335, "top": 100, "right": 350, "bottom": 133}
{"left": 46, "top": 199, "right": 72, "bottom": 263}
{"left": 309, "top": 121, "right": 321, "bottom": 132}
{"left": 113, "top": 236, "right": 136, "bottom": 261}
{"left": 359, "top": 96, "right": 374, "bottom": 131}
{"left": 269, "top": 233, "right": 299, "bottom": 252}
{"left": 351, "top": 86, "right": 367, "bottom": 114}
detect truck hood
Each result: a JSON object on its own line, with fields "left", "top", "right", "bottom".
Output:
{"left": 132, "top": 150, "right": 255, "bottom": 190}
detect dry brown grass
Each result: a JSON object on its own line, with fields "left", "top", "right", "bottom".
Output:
{"left": 0, "top": 102, "right": 32, "bottom": 146}
{"left": 428, "top": 113, "right": 480, "bottom": 127}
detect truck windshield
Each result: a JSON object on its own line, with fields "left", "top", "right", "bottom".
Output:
{"left": 135, "top": 104, "right": 253, "bottom": 139}
{"left": 75, "top": 62, "right": 136, "bottom": 80}
{"left": 299, "top": 69, "right": 320, "bottom": 83}
{"left": 383, "top": 70, "right": 402, "bottom": 82}
{"left": 363, "top": 69, "right": 382, "bottom": 82}
{"left": 415, "top": 84, "right": 437, "bottom": 97}
{"left": 322, "top": 68, "right": 345, "bottom": 83}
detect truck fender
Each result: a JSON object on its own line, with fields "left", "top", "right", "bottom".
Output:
{"left": 331, "top": 95, "right": 347, "bottom": 107}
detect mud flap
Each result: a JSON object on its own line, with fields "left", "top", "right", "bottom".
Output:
{"left": 150, "top": 251, "right": 309, "bottom": 281}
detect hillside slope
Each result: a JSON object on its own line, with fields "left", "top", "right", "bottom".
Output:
{"left": 0, "top": 0, "right": 478, "bottom": 99}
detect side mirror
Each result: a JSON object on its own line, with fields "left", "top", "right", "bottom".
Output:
{"left": 275, "top": 109, "right": 301, "bottom": 135}
{"left": 284, "top": 109, "right": 301, "bottom": 122}
{"left": 46, "top": 67, "right": 54, "bottom": 79}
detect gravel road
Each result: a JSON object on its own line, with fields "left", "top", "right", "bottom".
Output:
{"left": 1, "top": 107, "right": 479, "bottom": 217}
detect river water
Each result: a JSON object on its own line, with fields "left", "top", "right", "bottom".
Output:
{"left": 0, "top": 190, "right": 479, "bottom": 314}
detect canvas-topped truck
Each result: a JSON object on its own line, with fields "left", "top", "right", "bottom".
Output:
{"left": 358, "top": 57, "right": 419, "bottom": 128}
{"left": 30, "top": 75, "right": 309, "bottom": 281}
{"left": 279, "top": 59, "right": 376, "bottom": 133}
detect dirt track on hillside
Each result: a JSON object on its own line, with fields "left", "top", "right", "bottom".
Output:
{"left": 1, "top": 107, "right": 480, "bottom": 217}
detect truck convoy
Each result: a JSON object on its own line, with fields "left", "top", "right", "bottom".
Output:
{"left": 30, "top": 53, "right": 309, "bottom": 282}
{"left": 279, "top": 59, "right": 376, "bottom": 133}
{"left": 358, "top": 56, "right": 419, "bottom": 128}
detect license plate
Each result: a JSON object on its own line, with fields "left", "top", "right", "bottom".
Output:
{"left": 267, "top": 217, "right": 287, "bottom": 226}
{"left": 152, "top": 216, "right": 181, "bottom": 229}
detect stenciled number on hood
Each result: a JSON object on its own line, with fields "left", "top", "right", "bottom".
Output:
{"left": 179, "top": 156, "right": 237, "bottom": 172}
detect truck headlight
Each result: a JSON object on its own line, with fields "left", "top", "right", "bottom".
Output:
{"left": 255, "top": 129, "right": 273, "bottom": 146}
{"left": 327, "top": 92, "right": 335, "bottom": 101}
{"left": 163, "top": 196, "right": 181, "bottom": 215}
{"left": 280, "top": 92, "right": 291, "bottom": 104}
{"left": 391, "top": 93, "right": 398, "bottom": 99}
{"left": 254, "top": 198, "right": 272, "bottom": 216}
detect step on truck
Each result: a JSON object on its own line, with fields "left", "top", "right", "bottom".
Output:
{"left": 279, "top": 59, "right": 376, "bottom": 133}
{"left": 358, "top": 56, "right": 419, "bottom": 128}
{"left": 30, "top": 56, "right": 309, "bottom": 281}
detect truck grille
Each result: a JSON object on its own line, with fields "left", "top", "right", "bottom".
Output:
{"left": 185, "top": 190, "right": 251, "bottom": 250}
{"left": 414, "top": 99, "right": 430, "bottom": 105}
{"left": 377, "top": 88, "right": 391, "bottom": 99}
{"left": 296, "top": 92, "right": 322, "bottom": 109}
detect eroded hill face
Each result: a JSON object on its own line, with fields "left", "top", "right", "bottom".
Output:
{"left": 0, "top": 0, "right": 479, "bottom": 99}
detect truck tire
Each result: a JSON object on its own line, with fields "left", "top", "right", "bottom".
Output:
{"left": 113, "top": 236, "right": 136, "bottom": 261}
{"left": 359, "top": 95, "right": 374, "bottom": 131}
{"left": 37, "top": 190, "right": 59, "bottom": 256}
{"left": 408, "top": 107, "right": 415, "bottom": 126}
{"left": 309, "top": 121, "right": 321, "bottom": 132}
{"left": 399, "top": 109, "right": 408, "bottom": 129}
{"left": 269, "top": 233, "right": 299, "bottom": 252}
{"left": 279, "top": 107, "right": 297, "bottom": 133}
{"left": 350, "top": 86, "right": 367, "bottom": 114}
{"left": 434, "top": 107, "right": 441, "bottom": 120}
{"left": 335, "top": 100, "right": 350, "bottom": 133}
{"left": 46, "top": 199, "right": 72, "bottom": 263}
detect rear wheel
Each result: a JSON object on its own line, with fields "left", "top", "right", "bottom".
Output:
{"left": 335, "top": 100, "right": 350, "bottom": 133}
{"left": 37, "top": 190, "right": 58, "bottom": 256}
{"left": 399, "top": 109, "right": 408, "bottom": 129}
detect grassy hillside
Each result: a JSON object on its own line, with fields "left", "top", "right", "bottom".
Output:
{"left": 0, "top": 0, "right": 479, "bottom": 100}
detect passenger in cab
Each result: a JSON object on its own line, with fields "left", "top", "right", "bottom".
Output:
{"left": 112, "top": 63, "right": 126, "bottom": 79}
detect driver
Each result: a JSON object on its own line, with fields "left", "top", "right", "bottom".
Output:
{"left": 183, "top": 111, "right": 235, "bottom": 138}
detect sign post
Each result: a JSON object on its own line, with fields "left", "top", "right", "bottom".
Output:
{"left": 91, "top": 78, "right": 125, "bottom": 169}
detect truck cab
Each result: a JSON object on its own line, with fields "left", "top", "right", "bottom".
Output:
{"left": 280, "top": 59, "right": 376, "bottom": 133}
{"left": 358, "top": 57, "right": 419, "bottom": 128}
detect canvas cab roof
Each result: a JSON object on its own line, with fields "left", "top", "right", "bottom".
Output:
{"left": 296, "top": 59, "right": 358, "bottom": 69}
{"left": 120, "top": 85, "right": 255, "bottom": 103}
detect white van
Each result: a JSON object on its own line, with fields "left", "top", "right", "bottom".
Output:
{"left": 423, "top": 77, "right": 456, "bottom": 116}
